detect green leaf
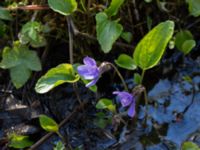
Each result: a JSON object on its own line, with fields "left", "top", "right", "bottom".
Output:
{"left": 134, "top": 73, "right": 142, "bottom": 85}
{"left": 0, "top": 8, "right": 13, "bottom": 21}
{"left": 121, "top": 32, "right": 132, "bottom": 43}
{"left": 0, "top": 20, "right": 6, "bottom": 36}
{"left": 94, "top": 112, "right": 111, "bottom": 128}
{"left": 54, "top": 141, "right": 65, "bottom": 150}
{"left": 96, "top": 12, "right": 123, "bottom": 53}
{"left": 105, "top": 0, "right": 125, "bottom": 17}
{"left": 133, "top": 20, "right": 174, "bottom": 70}
{"left": 35, "top": 64, "right": 80, "bottom": 94}
{"left": 48, "top": 0, "right": 77, "bottom": 16}
{"left": 8, "top": 134, "right": 33, "bottom": 149}
{"left": 175, "top": 30, "right": 193, "bottom": 50}
{"left": 182, "top": 141, "right": 200, "bottom": 150}
{"left": 96, "top": 98, "right": 116, "bottom": 112}
{"left": 175, "top": 30, "right": 196, "bottom": 54}
{"left": 19, "top": 21, "right": 46, "bottom": 48}
{"left": 0, "top": 43, "right": 42, "bottom": 88}
{"left": 115, "top": 54, "right": 137, "bottom": 70}
{"left": 182, "top": 40, "right": 196, "bottom": 55}
{"left": 0, "top": 46, "right": 20, "bottom": 69}
{"left": 39, "top": 114, "right": 59, "bottom": 132}
{"left": 0, "top": 43, "right": 42, "bottom": 70}
{"left": 10, "top": 65, "right": 32, "bottom": 89}
{"left": 186, "top": 0, "right": 200, "bottom": 17}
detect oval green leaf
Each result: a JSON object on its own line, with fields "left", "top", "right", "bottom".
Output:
{"left": 48, "top": 0, "right": 77, "bottom": 16}
{"left": 133, "top": 20, "right": 174, "bottom": 70}
{"left": 182, "top": 40, "right": 196, "bottom": 55}
{"left": 39, "top": 114, "right": 59, "bottom": 132}
{"left": 35, "top": 64, "right": 80, "bottom": 94}
{"left": 96, "top": 12, "right": 123, "bottom": 53}
{"left": 182, "top": 141, "right": 200, "bottom": 150}
{"left": 115, "top": 54, "right": 137, "bottom": 70}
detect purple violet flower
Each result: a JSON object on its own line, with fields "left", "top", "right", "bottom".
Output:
{"left": 113, "top": 91, "right": 135, "bottom": 117}
{"left": 77, "top": 56, "right": 100, "bottom": 87}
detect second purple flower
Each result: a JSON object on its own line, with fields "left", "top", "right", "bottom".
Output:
{"left": 113, "top": 91, "right": 136, "bottom": 117}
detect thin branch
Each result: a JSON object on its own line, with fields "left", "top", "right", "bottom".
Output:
{"left": 66, "top": 16, "right": 74, "bottom": 64}
{"left": 4, "top": 5, "right": 49, "bottom": 11}
{"left": 77, "top": 32, "right": 134, "bottom": 50}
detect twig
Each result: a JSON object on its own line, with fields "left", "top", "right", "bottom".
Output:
{"left": 77, "top": 32, "right": 134, "bottom": 50}
{"left": 132, "top": 0, "right": 144, "bottom": 35}
{"left": 66, "top": 16, "right": 73, "bottom": 64}
{"left": 28, "top": 103, "right": 86, "bottom": 150}
{"left": 69, "top": 19, "right": 134, "bottom": 50}
{"left": 66, "top": 16, "right": 83, "bottom": 105}
{"left": 4, "top": 5, "right": 49, "bottom": 11}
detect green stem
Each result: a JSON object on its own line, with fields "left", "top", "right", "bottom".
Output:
{"left": 140, "top": 69, "right": 145, "bottom": 84}
{"left": 56, "top": 131, "right": 67, "bottom": 148}
{"left": 57, "top": 131, "right": 73, "bottom": 150}
{"left": 107, "top": 62, "right": 128, "bottom": 91}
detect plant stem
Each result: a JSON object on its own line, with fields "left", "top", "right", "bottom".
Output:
{"left": 67, "top": 16, "right": 73, "bottom": 64}
{"left": 140, "top": 69, "right": 145, "bottom": 84}
{"left": 106, "top": 62, "right": 128, "bottom": 91}
{"left": 66, "top": 16, "right": 83, "bottom": 106}
{"left": 140, "top": 70, "right": 149, "bottom": 122}
{"left": 56, "top": 131, "right": 66, "bottom": 143}
{"left": 56, "top": 131, "right": 71, "bottom": 150}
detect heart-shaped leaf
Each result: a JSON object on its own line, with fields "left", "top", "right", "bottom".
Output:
{"left": 96, "top": 12, "right": 123, "bottom": 53}
{"left": 35, "top": 64, "right": 80, "bottom": 94}
{"left": 39, "top": 115, "right": 59, "bottom": 132}
{"left": 19, "top": 21, "right": 47, "bottom": 48}
{"left": 115, "top": 54, "right": 137, "bottom": 70}
{"left": 133, "top": 20, "right": 174, "bottom": 70}
{"left": 0, "top": 43, "right": 42, "bottom": 88}
{"left": 48, "top": 0, "right": 77, "bottom": 16}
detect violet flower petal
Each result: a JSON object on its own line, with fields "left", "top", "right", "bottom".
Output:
{"left": 113, "top": 91, "right": 133, "bottom": 107}
{"left": 127, "top": 102, "right": 135, "bottom": 117}
{"left": 86, "top": 77, "right": 99, "bottom": 87}
{"left": 83, "top": 56, "right": 97, "bottom": 66}
{"left": 77, "top": 65, "right": 99, "bottom": 80}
